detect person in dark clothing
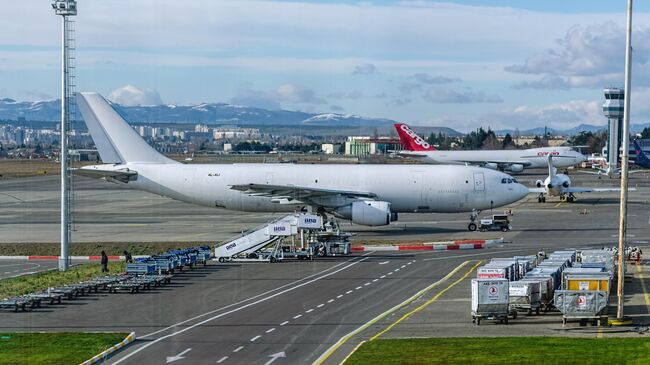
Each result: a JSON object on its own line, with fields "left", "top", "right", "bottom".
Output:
{"left": 123, "top": 250, "right": 133, "bottom": 263}
{"left": 101, "top": 251, "right": 109, "bottom": 272}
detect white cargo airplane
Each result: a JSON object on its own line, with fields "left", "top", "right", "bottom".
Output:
{"left": 74, "top": 93, "right": 528, "bottom": 230}
{"left": 528, "top": 155, "right": 625, "bottom": 203}
{"left": 395, "top": 123, "right": 586, "bottom": 172}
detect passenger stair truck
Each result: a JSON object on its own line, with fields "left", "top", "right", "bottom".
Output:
{"left": 215, "top": 215, "right": 298, "bottom": 263}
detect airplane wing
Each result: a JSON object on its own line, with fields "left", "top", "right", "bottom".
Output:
{"left": 528, "top": 188, "right": 546, "bottom": 193}
{"left": 564, "top": 187, "right": 634, "bottom": 193}
{"left": 230, "top": 183, "right": 377, "bottom": 205}
{"left": 72, "top": 165, "right": 137, "bottom": 183}
{"left": 483, "top": 160, "right": 533, "bottom": 167}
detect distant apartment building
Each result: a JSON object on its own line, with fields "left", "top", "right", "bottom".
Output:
{"left": 321, "top": 143, "right": 341, "bottom": 154}
{"left": 213, "top": 127, "right": 261, "bottom": 140}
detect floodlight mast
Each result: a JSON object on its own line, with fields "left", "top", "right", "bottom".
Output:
{"left": 616, "top": 0, "right": 633, "bottom": 321}
{"left": 52, "top": 0, "right": 77, "bottom": 271}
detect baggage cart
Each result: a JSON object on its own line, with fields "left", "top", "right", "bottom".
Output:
{"left": 471, "top": 278, "right": 516, "bottom": 325}
{"left": 565, "top": 274, "right": 610, "bottom": 295}
{"left": 509, "top": 280, "right": 542, "bottom": 314}
{"left": 554, "top": 290, "right": 608, "bottom": 326}
{"left": 522, "top": 275, "right": 554, "bottom": 311}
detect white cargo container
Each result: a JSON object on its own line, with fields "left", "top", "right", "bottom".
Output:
{"left": 509, "top": 280, "right": 542, "bottom": 314}
{"left": 471, "top": 278, "right": 514, "bottom": 325}
{"left": 477, "top": 263, "right": 515, "bottom": 281}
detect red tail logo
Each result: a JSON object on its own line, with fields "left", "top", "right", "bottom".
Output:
{"left": 394, "top": 123, "right": 435, "bottom": 151}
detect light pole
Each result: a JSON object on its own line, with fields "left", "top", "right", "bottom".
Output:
{"left": 52, "top": 0, "right": 77, "bottom": 271}
{"left": 616, "top": 0, "right": 633, "bottom": 323}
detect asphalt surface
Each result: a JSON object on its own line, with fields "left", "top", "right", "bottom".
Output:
{"left": 1, "top": 170, "right": 650, "bottom": 364}
{"left": 0, "top": 260, "right": 57, "bottom": 279}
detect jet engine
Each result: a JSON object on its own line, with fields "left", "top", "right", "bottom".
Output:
{"left": 535, "top": 180, "right": 544, "bottom": 188}
{"left": 334, "top": 201, "right": 394, "bottom": 226}
{"left": 507, "top": 164, "right": 524, "bottom": 173}
{"left": 484, "top": 163, "right": 498, "bottom": 170}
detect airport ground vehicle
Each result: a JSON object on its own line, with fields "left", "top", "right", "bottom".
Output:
{"left": 478, "top": 214, "right": 511, "bottom": 232}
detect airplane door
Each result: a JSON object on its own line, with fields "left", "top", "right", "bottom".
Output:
{"left": 473, "top": 172, "right": 485, "bottom": 191}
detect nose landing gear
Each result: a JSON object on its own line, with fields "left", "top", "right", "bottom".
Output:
{"left": 537, "top": 193, "right": 546, "bottom": 203}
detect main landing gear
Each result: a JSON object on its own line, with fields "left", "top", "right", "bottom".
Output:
{"left": 468, "top": 209, "right": 480, "bottom": 231}
{"left": 537, "top": 193, "right": 546, "bottom": 203}
{"left": 560, "top": 193, "right": 576, "bottom": 203}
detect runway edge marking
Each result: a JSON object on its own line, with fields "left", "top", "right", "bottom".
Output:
{"left": 112, "top": 254, "right": 372, "bottom": 365}
{"left": 312, "top": 260, "right": 474, "bottom": 365}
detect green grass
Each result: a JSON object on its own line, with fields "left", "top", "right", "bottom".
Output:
{"left": 0, "top": 332, "right": 128, "bottom": 365}
{"left": 346, "top": 337, "right": 650, "bottom": 365}
{"left": 0, "top": 262, "right": 125, "bottom": 298}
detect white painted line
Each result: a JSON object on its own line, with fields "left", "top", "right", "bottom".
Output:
{"left": 217, "top": 356, "right": 229, "bottom": 363}
{"left": 346, "top": 290, "right": 353, "bottom": 294}
{"left": 387, "top": 272, "right": 393, "bottom": 275}
{"left": 379, "top": 261, "right": 389, "bottom": 265}
{"left": 138, "top": 254, "right": 371, "bottom": 340}
{"left": 233, "top": 346, "right": 244, "bottom": 353}
{"left": 250, "top": 335, "right": 261, "bottom": 342}
{"left": 280, "top": 321, "right": 289, "bottom": 326}
{"left": 293, "top": 314, "right": 302, "bottom": 319}
{"left": 355, "top": 286, "right": 362, "bottom": 290}
{"left": 115, "top": 255, "right": 373, "bottom": 365}
{"left": 372, "top": 279, "right": 379, "bottom": 282}
{"left": 401, "top": 265, "right": 406, "bottom": 269}
{"left": 306, "top": 309, "right": 314, "bottom": 313}
{"left": 395, "top": 268, "right": 400, "bottom": 272}
{"left": 380, "top": 275, "right": 386, "bottom": 279}
{"left": 336, "top": 295, "right": 343, "bottom": 299}
{"left": 317, "top": 303, "right": 325, "bottom": 308}
{"left": 266, "top": 328, "right": 276, "bottom": 333}
{"left": 364, "top": 282, "right": 371, "bottom": 286}
{"left": 327, "top": 299, "right": 334, "bottom": 303}
{"left": 407, "top": 262, "right": 412, "bottom": 265}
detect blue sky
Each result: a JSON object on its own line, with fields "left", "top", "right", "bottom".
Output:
{"left": 2, "top": 0, "right": 650, "bottom": 131}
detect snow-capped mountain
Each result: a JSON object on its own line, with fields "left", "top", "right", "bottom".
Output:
{"left": 0, "top": 98, "right": 394, "bottom": 127}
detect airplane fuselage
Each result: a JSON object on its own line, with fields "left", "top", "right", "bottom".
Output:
{"left": 412, "top": 147, "right": 585, "bottom": 169}
{"left": 117, "top": 163, "right": 528, "bottom": 214}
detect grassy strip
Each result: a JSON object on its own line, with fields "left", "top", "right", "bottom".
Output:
{"left": 0, "top": 242, "right": 212, "bottom": 256}
{"left": 0, "top": 332, "right": 128, "bottom": 365}
{"left": 0, "top": 262, "right": 125, "bottom": 298}
{"left": 346, "top": 337, "right": 650, "bottom": 365}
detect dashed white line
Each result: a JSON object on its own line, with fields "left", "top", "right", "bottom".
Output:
{"left": 250, "top": 335, "right": 261, "bottom": 342}
{"left": 372, "top": 279, "right": 379, "bottom": 282}
{"left": 317, "top": 303, "right": 325, "bottom": 308}
{"left": 355, "top": 286, "right": 362, "bottom": 290}
{"left": 327, "top": 299, "right": 334, "bottom": 303}
{"left": 401, "top": 265, "right": 406, "bottom": 269}
{"left": 380, "top": 275, "right": 386, "bottom": 279}
{"left": 364, "top": 282, "right": 371, "bottom": 286}
{"left": 395, "top": 268, "right": 400, "bottom": 272}
{"left": 387, "top": 272, "right": 393, "bottom": 276}
{"left": 336, "top": 294, "right": 343, "bottom": 299}
{"left": 266, "top": 328, "right": 276, "bottom": 333}
{"left": 407, "top": 262, "right": 412, "bottom": 265}
{"left": 346, "top": 290, "right": 353, "bottom": 294}
{"left": 280, "top": 321, "right": 289, "bottom": 326}
{"left": 306, "top": 309, "right": 314, "bottom": 313}
{"left": 293, "top": 314, "right": 302, "bottom": 319}
{"left": 233, "top": 346, "right": 244, "bottom": 353}
{"left": 217, "top": 356, "right": 229, "bottom": 363}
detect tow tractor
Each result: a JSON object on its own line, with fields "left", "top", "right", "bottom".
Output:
{"left": 479, "top": 214, "right": 511, "bottom": 232}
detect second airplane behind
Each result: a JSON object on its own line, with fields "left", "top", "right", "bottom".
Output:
{"left": 395, "top": 123, "right": 586, "bottom": 172}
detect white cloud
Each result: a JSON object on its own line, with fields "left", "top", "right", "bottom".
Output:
{"left": 507, "top": 22, "right": 650, "bottom": 88}
{"left": 108, "top": 85, "right": 163, "bottom": 106}
{"left": 230, "top": 83, "right": 325, "bottom": 109}
{"left": 422, "top": 87, "right": 503, "bottom": 104}
{"left": 413, "top": 73, "right": 460, "bottom": 84}
{"left": 352, "top": 63, "right": 378, "bottom": 75}
{"left": 276, "top": 84, "right": 326, "bottom": 104}
{"left": 230, "top": 87, "right": 282, "bottom": 110}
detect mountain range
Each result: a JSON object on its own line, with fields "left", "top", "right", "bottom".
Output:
{"left": 0, "top": 98, "right": 394, "bottom": 127}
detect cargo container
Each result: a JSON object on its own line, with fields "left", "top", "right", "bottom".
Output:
{"left": 477, "top": 264, "right": 515, "bottom": 281}
{"left": 554, "top": 290, "right": 608, "bottom": 326}
{"left": 550, "top": 250, "right": 577, "bottom": 263}
{"left": 509, "top": 280, "right": 542, "bottom": 314}
{"left": 561, "top": 268, "right": 607, "bottom": 289}
{"left": 522, "top": 275, "right": 554, "bottom": 311}
{"left": 565, "top": 274, "right": 610, "bottom": 294}
{"left": 471, "top": 278, "right": 515, "bottom": 325}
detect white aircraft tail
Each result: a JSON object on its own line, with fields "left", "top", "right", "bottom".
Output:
{"left": 547, "top": 154, "right": 556, "bottom": 179}
{"left": 76, "top": 92, "right": 177, "bottom": 164}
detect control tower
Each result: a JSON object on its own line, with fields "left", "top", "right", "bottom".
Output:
{"left": 603, "top": 88, "right": 624, "bottom": 168}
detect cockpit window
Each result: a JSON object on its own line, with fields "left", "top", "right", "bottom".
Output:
{"left": 507, "top": 179, "right": 513, "bottom": 183}
{"left": 501, "top": 178, "right": 507, "bottom": 184}
{"left": 511, "top": 178, "right": 518, "bottom": 183}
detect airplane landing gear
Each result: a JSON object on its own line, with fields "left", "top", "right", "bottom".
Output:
{"left": 567, "top": 193, "right": 576, "bottom": 203}
{"left": 537, "top": 193, "right": 546, "bottom": 203}
{"left": 468, "top": 209, "right": 480, "bottom": 231}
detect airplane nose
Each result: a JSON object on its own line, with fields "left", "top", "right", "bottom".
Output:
{"left": 515, "top": 183, "right": 529, "bottom": 200}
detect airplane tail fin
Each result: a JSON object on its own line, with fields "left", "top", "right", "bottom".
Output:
{"left": 394, "top": 123, "right": 436, "bottom": 151}
{"left": 547, "top": 154, "right": 556, "bottom": 178}
{"left": 633, "top": 139, "right": 650, "bottom": 168}
{"left": 76, "top": 92, "right": 177, "bottom": 164}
